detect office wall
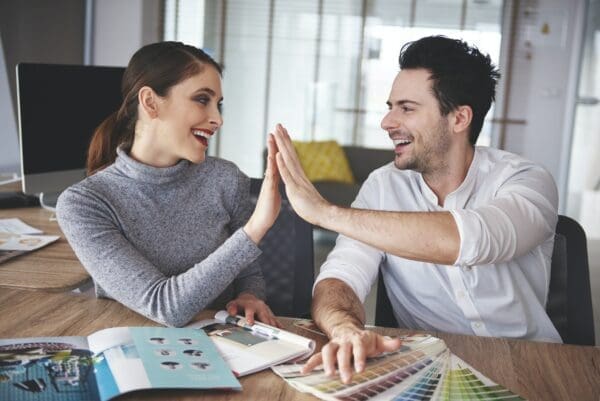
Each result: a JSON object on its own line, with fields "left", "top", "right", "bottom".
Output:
{"left": 0, "top": 34, "right": 19, "bottom": 174}
{"left": 92, "top": 0, "right": 162, "bottom": 67}
{"left": 499, "top": 0, "right": 586, "bottom": 212}
{"left": 0, "top": 0, "right": 85, "bottom": 121}
{"left": 0, "top": 0, "right": 85, "bottom": 174}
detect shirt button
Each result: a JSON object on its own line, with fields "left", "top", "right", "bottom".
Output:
{"left": 456, "top": 290, "right": 465, "bottom": 299}
{"left": 473, "top": 322, "right": 482, "bottom": 328}
{"left": 463, "top": 266, "right": 472, "bottom": 271}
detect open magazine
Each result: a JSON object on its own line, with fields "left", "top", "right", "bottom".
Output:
{"left": 0, "top": 218, "right": 59, "bottom": 263}
{"left": 188, "top": 311, "right": 316, "bottom": 377}
{"left": 272, "top": 334, "right": 526, "bottom": 401}
{"left": 0, "top": 327, "right": 240, "bottom": 401}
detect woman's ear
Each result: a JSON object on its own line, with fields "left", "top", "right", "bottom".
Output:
{"left": 138, "top": 86, "right": 160, "bottom": 119}
{"left": 450, "top": 105, "right": 473, "bottom": 136}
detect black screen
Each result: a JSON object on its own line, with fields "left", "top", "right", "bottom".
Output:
{"left": 17, "top": 63, "right": 125, "bottom": 174}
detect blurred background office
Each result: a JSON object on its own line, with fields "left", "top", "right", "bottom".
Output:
{"left": 0, "top": 0, "right": 598, "bottom": 344}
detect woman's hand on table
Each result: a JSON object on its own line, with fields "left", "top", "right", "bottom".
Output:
{"left": 226, "top": 292, "right": 281, "bottom": 328}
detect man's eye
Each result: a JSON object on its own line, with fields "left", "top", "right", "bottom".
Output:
{"left": 402, "top": 106, "right": 413, "bottom": 112}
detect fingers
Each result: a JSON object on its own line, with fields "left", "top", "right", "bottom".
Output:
{"left": 243, "top": 305, "right": 256, "bottom": 325}
{"left": 272, "top": 124, "right": 306, "bottom": 180}
{"left": 276, "top": 151, "right": 296, "bottom": 187}
{"left": 265, "top": 133, "right": 279, "bottom": 184}
{"left": 352, "top": 336, "right": 367, "bottom": 373}
{"left": 301, "top": 352, "right": 323, "bottom": 374}
{"left": 301, "top": 331, "right": 391, "bottom": 384}
{"left": 336, "top": 342, "right": 354, "bottom": 383}
{"left": 226, "top": 301, "right": 238, "bottom": 317}
{"left": 377, "top": 335, "right": 403, "bottom": 353}
{"left": 320, "top": 342, "right": 339, "bottom": 377}
{"left": 256, "top": 305, "right": 281, "bottom": 328}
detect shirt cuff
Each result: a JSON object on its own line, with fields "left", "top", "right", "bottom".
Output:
{"left": 449, "top": 209, "right": 480, "bottom": 267}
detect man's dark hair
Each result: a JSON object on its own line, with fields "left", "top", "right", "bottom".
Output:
{"left": 399, "top": 36, "right": 500, "bottom": 145}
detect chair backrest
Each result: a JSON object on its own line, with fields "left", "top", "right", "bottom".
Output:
{"left": 342, "top": 146, "right": 393, "bottom": 183}
{"left": 547, "top": 215, "right": 595, "bottom": 345}
{"left": 375, "top": 271, "right": 398, "bottom": 328}
{"left": 375, "top": 214, "right": 595, "bottom": 345}
{"left": 249, "top": 178, "right": 314, "bottom": 318}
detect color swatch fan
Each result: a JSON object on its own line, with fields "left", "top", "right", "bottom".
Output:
{"left": 272, "top": 334, "right": 526, "bottom": 401}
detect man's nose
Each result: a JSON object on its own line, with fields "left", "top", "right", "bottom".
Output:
{"left": 381, "top": 110, "right": 396, "bottom": 132}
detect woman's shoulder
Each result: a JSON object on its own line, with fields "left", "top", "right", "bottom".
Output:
{"left": 57, "top": 166, "right": 120, "bottom": 211}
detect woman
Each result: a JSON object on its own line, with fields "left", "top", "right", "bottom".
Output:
{"left": 56, "top": 41, "right": 281, "bottom": 327}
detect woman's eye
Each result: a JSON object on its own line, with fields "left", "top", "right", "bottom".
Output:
{"left": 217, "top": 102, "right": 223, "bottom": 113}
{"left": 194, "top": 96, "right": 210, "bottom": 105}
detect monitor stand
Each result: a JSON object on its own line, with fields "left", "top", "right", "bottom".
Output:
{"left": 38, "top": 192, "right": 61, "bottom": 211}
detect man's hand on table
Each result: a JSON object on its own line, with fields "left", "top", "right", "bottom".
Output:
{"left": 301, "top": 323, "right": 403, "bottom": 383}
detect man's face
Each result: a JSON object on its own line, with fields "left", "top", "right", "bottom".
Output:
{"left": 380, "top": 68, "right": 452, "bottom": 175}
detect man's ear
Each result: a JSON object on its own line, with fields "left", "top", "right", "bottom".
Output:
{"left": 451, "top": 105, "right": 473, "bottom": 135}
{"left": 138, "top": 86, "right": 160, "bottom": 118}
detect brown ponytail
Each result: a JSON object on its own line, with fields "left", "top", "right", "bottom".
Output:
{"left": 87, "top": 111, "right": 126, "bottom": 175}
{"left": 85, "top": 41, "right": 222, "bottom": 176}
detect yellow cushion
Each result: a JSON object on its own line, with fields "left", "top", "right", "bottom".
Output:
{"left": 292, "top": 140, "right": 355, "bottom": 184}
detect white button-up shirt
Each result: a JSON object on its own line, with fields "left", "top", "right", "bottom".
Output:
{"left": 316, "top": 146, "right": 561, "bottom": 342}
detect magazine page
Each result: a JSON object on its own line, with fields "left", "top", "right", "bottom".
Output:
{"left": 0, "top": 218, "right": 59, "bottom": 258}
{"left": 0, "top": 336, "right": 100, "bottom": 401}
{"left": 215, "top": 310, "right": 316, "bottom": 351}
{"left": 87, "top": 327, "right": 240, "bottom": 401}
{"left": 188, "top": 312, "right": 315, "bottom": 377}
{"left": 272, "top": 334, "right": 448, "bottom": 401}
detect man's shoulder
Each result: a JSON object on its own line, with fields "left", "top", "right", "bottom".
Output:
{"left": 476, "top": 146, "right": 540, "bottom": 168}
{"left": 474, "top": 146, "right": 554, "bottom": 179}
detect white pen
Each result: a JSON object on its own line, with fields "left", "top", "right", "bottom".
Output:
{"left": 251, "top": 324, "right": 279, "bottom": 339}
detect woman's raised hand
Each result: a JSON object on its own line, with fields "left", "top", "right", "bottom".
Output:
{"left": 243, "top": 133, "right": 281, "bottom": 244}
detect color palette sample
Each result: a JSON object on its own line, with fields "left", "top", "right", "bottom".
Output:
{"left": 273, "top": 334, "right": 526, "bottom": 401}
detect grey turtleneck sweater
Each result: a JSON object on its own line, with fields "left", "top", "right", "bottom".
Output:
{"left": 56, "top": 148, "right": 264, "bottom": 327}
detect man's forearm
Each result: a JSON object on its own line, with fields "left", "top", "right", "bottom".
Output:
{"left": 317, "top": 206, "right": 460, "bottom": 265}
{"left": 312, "top": 278, "right": 366, "bottom": 338}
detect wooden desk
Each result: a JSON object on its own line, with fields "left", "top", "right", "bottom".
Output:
{"left": 0, "top": 189, "right": 90, "bottom": 291}
{"left": 0, "top": 288, "right": 598, "bottom": 401}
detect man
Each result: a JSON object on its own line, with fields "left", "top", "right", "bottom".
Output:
{"left": 272, "top": 35, "right": 560, "bottom": 383}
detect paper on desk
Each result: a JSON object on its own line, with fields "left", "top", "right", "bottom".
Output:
{"left": 0, "top": 217, "right": 44, "bottom": 234}
{"left": 0, "top": 232, "right": 59, "bottom": 251}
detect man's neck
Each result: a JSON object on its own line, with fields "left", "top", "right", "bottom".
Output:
{"left": 423, "top": 144, "right": 475, "bottom": 206}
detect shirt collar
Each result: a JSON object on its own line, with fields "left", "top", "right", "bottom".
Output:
{"left": 418, "top": 147, "right": 481, "bottom": 209}
{"left": 113, "top": 147, "right": 193, "bottom": 184}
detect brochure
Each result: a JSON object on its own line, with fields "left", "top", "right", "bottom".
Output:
{"left": 0, "top": 327, "right": 240, "bottom": 401}
{"left": 188, "top": 311, "right": 316, "bottom": 377}
{"left": 272, "top": 334, "right": 526, "bottom": 401}
{"left": 0, "top": 218, "right": 59, "bottom": 264}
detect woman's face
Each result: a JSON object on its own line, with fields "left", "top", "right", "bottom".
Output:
{"left": 152, "top": 65, "right": 223, "bottom": 165}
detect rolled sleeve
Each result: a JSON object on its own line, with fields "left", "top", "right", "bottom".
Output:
{"left": 314, "top": 234, "right": 384, "bottom": 303}
{"left": 451, "top": 166, "right": 558, "bottom": 267}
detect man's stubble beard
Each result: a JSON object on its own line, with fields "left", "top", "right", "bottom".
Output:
{"left": 393, "top": 118, "right": 452, "bottom": 175}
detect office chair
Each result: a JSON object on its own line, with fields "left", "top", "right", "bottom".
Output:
{"left": 546, "top": 215, "right": 595, "bottom": 345}
{"left": 249, "top": 178, "right": 314, "bottom": 318}
{"left": 375, "top": 215, "right": 596, "bottom": 346}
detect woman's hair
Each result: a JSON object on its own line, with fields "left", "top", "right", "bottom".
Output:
{"left": 86, "top": 41, "right": 222, "bottom": 175}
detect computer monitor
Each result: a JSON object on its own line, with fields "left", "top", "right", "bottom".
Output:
{"left": 16, "top": 63, "right": 124, "bottom": 207}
